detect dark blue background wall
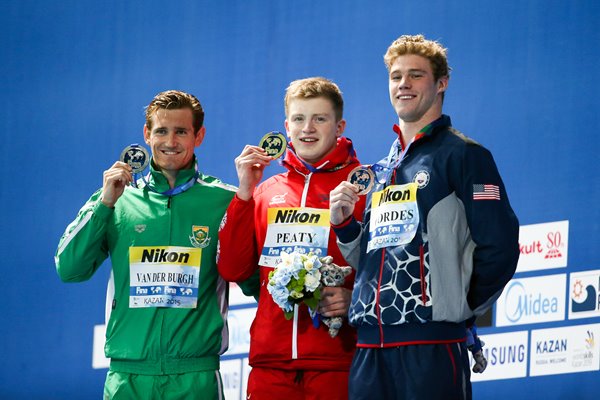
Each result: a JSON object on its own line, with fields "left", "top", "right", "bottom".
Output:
{"left": 1, "top": 0, "right": 599, "bottom": 398}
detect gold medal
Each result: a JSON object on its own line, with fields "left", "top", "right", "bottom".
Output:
{"left": 259, "top": 131, "right": 287, "bottom": 159}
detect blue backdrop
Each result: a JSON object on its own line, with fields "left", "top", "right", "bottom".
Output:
{"left": 1, "top": 0, "right": 599, "bottom": 398}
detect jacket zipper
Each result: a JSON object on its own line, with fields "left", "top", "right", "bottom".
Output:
{"left": 377, "top": 249, "right": 386, "bottom": 347}
{"left": 292, "top": 171, "right": 313, "bottom": 359}
{"left": 420, "top": 244, "right": 427, "bottom": 305}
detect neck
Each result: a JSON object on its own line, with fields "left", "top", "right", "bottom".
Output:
{"left": 162, "top": 170, "right": 179, "bottom": 189}
{"left": 398, "top": 112, "right": 442, "bottom": 146}
{"left": 397, "top": 121, "right": 421, "bottom": 146}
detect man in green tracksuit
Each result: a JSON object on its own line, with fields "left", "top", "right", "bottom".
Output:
{"left": 55, "top": 90, "right": 236, "bottom": 400}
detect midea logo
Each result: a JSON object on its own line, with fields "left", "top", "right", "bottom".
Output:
{"left": 504, "top": 281, "right": 559, "bottom": 322}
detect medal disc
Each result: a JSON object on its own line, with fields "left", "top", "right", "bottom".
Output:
{"left": 258, "top": 131, "right": 287, "bottom": 159}
{"left": 347, "top": 165, "right": 375, "bottom": 195}
{"left": 120, "top": 144, "right": 150, "bottom": 173}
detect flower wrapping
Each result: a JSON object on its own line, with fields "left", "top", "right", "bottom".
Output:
{"left": 267, "top": 251, "right": 322, "bottom": 320}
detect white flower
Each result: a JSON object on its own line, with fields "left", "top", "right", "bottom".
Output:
{"left": 304, "top": 273, "right": 320, "bottom": 292}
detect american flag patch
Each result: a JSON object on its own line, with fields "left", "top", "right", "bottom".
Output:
{"left": 473, "top": 184, "right": 500, "bottom": 200}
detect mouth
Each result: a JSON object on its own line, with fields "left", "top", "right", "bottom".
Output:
{"left": 397, "top": 94, "right": 416, "bottom": 100}
{"left": 299, "top": 138, "right": 318, "bottom": 143}
{"left": 160, "top": 150, "right": 181, "bottom": 155}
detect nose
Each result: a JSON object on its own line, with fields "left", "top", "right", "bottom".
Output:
{"left": 165, "top": 132, "right": 177, "bottom": 147}
{"left": 398, "top": 76, "right": 411, "bottom": 89}
{"left": 303, "top": 119, "right": 316, "bottom": 133}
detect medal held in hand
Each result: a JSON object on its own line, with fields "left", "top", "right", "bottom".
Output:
{"left": 347, "top": 165, "right": 375, "bottom": 195}
{"left": 259, "top": 131, "right": 287, "bottom": 159}
{"left": 120, "top": 144, "right": 150, "bottom": 173}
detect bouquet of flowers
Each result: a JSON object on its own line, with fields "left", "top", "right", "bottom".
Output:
{"left": 267, "top": 250, "right": 322, "bottom": 320}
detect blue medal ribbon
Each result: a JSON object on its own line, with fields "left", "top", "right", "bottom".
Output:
{"left": 132, "top": 161, "right": 199, "bottom": 196}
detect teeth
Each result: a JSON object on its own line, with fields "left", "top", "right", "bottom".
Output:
{"left": 399, "top": 95, "right": 414, "bottom": 99}
{"left": 301, "top": 138, "right": 317, "bottom": 142}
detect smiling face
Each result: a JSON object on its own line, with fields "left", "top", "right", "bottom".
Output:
{"left": 284, "top": 97, "right": 346, "bottom": 165}
{"left": 143, "top": 108, "right": 205, "bottom": 178}
{"left": 388, "top": 54, "right": 448, "bottom": 126}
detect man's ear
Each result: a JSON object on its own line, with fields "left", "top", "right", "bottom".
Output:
{"left": 194, "top": 126, "right": 206, "bottom": 147}
{"left": 336, "top": 119, "right": 347, "bottom": 138}
{"left": 437, "top": 75, "right": 449, "bottom": 94}
{"left": 143, "top": 124, "right": 151, "bottom": 145}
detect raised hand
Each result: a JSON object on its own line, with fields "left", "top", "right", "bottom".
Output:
{"left": 101, "top": 161, "right": 133, "bottom": 208}
{"left": 234, "top": 145, "right": 273, "bottom": 201}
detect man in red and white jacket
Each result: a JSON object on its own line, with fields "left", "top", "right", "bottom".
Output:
{"left": 218, "top": 77, "right": 365, "bottom": 400}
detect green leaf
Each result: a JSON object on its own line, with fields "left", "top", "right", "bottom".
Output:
{"left": 304, "top": 297, "right": 318, "bottom": 310}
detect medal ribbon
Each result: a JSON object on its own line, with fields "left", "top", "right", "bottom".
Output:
{"left": 137, "top": 162, "right": 199, "bottom": 196}
{"left": 371, "top": 121, "right": 437, "bottom": 185}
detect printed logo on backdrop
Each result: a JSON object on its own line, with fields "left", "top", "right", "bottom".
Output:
{"left": 223, "top": 308, "right": 255, "bottom": 357}
{"left": 569, "top": 270, "right": 600, "bottom": 319}
{"left": 530, "top": 323, "right": 600, "bottom": 376}
{"left": 220, "top": 359, "right": 243, "bottom": 399}
{"left": 470, "top": 331, "right": 528, "bottom": 382}
{"left": 516, "top": 220, "right": 569, "bottom": 273}
{"left": 495, "top": 274, "right": 566, "bottom": 327}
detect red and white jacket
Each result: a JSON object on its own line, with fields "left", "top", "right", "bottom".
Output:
{"left": 218, "top": 137, "right": 365, "bottom": 371}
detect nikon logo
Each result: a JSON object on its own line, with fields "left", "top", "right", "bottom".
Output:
{"left": 378, "top": 188, "right": 412, "bottom": 206}
{"left": 274, "top": 209, "right": 321, "bottom": 224}
{"left": 141, "top": 249, "right": 190, "bottom": 264}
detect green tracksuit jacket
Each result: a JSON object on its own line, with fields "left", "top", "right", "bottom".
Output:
{"left": 55, "top": 163, "right": 236, "bottom": 375}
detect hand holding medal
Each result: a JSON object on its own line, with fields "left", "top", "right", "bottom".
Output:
{"left": 347, "top": 165, "right": 375, "bottom": 195}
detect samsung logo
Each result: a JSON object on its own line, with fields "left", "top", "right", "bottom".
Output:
{"left": 483, "top": 344, "right": 526, "bottom": 366}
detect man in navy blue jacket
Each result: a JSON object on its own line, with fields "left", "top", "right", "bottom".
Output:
{"left": 329, "top": 34, "right": 519, "bottom": 400}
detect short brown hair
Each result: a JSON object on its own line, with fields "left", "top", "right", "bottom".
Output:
{"left": 284, "top": 77, "right": 344, "bottom": 121}
{"left": 145, "top": 90, "right": 204, "bottom": 133}
{"left": 384, "top": 34, "right": 450, "bottom": 81}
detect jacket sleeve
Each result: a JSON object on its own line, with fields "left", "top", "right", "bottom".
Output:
{"left": 55, "top": 190, "right": 112, "bottom": 282}
{"left": 237, "top": 269, "right": 261, "bottom": 301}
{"left": 453, "top": 144, "right": 520, "bottom": 315}
{"left": 331, "top": 215, "right": 364, "bottom": 270}
{"left": 217, "top": 194, "right": 260, "bottom": 282}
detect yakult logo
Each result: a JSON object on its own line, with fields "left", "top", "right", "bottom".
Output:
{"left": 516, "top": 220, "right": 569, "bottom": 273}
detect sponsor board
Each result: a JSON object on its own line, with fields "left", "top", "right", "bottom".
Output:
{"left": 495, "top": 274, "right": 566, "bottom": 327}
{"left": 224, "top": 308, "right": 256, "bottom": 356}
{"left": 569, "top": 269, "right": 600, "bottom": 319}
{"left": 221, "top": 357, "right": 251, "bottom": 400}
{"left": 92, "top": 324, "right": 109, "bottom": 369}
{"left": 530, "top": 323, "right": 600, "bottom": 376}
{"left": 230, "top": 282, "right": 258, "bottom": 306}
{"left": 516, "top": 220, "right": 569, "bottom": 273}
{"left": 221, "top": 359, "right": 243, "bottom": 399}
{"left": 470, "top": 331, "right": 528, "bottom": 382}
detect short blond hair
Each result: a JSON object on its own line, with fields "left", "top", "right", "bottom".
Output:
{"left": 284, "top": 77, "right": 344, "bottom": 121}
{"left": 384, "top": 34, "right": 450, "bottom": 81}
{"left": 145, "top": 90, "right": 204, "bottom": 134}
